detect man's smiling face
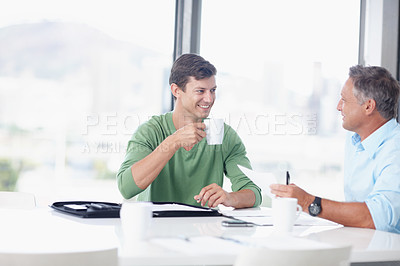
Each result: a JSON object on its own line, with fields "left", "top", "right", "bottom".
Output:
{"left": 177, "top": 76, "right": 217, "bottom": 122}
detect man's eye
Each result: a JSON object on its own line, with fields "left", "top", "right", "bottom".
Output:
{"left": 210, "top": 89, "right": 216, "bottom": 93}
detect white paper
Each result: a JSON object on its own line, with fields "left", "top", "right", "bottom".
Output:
{"left": 220, "top": 207, "right": 272, "bottom": 217}
{"left": 150, "top": 236, "right": 244, "bottom": 255}
{"left": 295, "top": 213, "right": 339, "bottom": 226}
{"left": 238, "top": 165, "right": 277, "bottom": 199}
{"left": 232, "top": 235, "right": 334, "bottom": 250}
{"left": 152, "top": 203, "right": 213, "bottom": 212}
{"left": 235, "top": 213, "right": 338, "bottom": 226}
{"left": 150, "top": 235, "right": 334, "bottom": 256}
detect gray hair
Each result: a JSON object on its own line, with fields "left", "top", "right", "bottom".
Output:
{"left": 349, "top": 65, "right": 400, "bottom": 120}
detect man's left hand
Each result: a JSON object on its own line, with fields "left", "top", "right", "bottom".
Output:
{"left": 194, "top": 183, "right": 233, "bottom": 208}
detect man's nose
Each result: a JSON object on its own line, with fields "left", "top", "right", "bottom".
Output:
{"left": 337, "top": 99, "right": 343, "bottom": 111}
{"left": 204, "top": 91, "right": 213, "bottom": 103}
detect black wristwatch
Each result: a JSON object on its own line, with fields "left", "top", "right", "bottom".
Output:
{"left": 308, "top": 196, "right": 322, "bottom": 217}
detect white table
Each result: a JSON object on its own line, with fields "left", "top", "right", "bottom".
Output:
{"left": 1, "top": 207, "right": 400, "bottom": 265}
{"left": 0, "top": 208, "right": 118, "bottom": 254}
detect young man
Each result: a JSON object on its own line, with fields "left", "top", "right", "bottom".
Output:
{"left": 117, "top": 54, "right": 261, "bottom": 209}
{"left": 270, "top": 65, "right": 400, "bottom": 233}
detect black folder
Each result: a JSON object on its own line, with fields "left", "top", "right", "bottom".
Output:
{"left": 51, "top": 201, "right": 121, "bottom": 218}
{"left": 151, "top": 202, "right": 222, "bottom": 217}
{"left": 50, "top": 201, "right": 222, "bottom": 218}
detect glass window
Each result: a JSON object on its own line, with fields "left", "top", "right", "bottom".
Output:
{"left": 201, "top": 0, "right": 360, "bottom": 204}
{"left": 0, "top": 0, "right": 175, "bottom": 205}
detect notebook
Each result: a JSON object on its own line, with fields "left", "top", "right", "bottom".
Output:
{"left": 50, "top": 201, "right": 222, "bottom": 218}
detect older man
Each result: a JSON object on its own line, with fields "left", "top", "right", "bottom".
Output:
{"left": 271, "top": 65, "right": 400, "bottom": 233}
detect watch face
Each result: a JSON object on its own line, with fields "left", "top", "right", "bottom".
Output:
{"left": 309, "top": 203, "right": 321, "bottom": 216}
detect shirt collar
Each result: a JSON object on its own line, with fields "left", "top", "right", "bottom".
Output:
{"left": 352, "top": 118, "right": 398, "bottom": 159}
{"left": 351, "top": 133, "right": 363, "bottom": 152}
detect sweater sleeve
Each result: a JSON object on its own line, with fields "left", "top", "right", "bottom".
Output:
{"left": 222, "top": 125, "right": 262, "bottom": 207}
{"left": 116, "top": 121, "right": 158, "bottom": 199}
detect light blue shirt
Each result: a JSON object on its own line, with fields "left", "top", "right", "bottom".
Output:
{"left": 344, "top": 118, "right": 400, "bottom": 234}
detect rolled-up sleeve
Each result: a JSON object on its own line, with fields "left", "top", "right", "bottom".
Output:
{"left": 365, "top": 153, "right": 400, "bottom": 234}
{"left": 223, "top": 126, "right": 262, "bottom": 207}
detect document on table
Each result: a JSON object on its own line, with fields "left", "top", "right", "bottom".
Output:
{"left": 236, "top": 214, "right": 338, "bottom": 226}
{"left": 233, "top": 235, "right": 334, "bottom": 250}
{"left": 219, "top": 206, "right": 337, "bottom": 226}
{"left": 150, "top": 235, "right": 334, "bottom": 256}
{"left": 152, "top": 203, "right": 212, "bottom": 212}
{"left": 151, "top": 202, "right": 222, "bottom": 217}
{"left": 219, "top": 206, "right": 271, "bottom": 217}
{"left": 150, "top": 236, "right": 244, "bottom": 255}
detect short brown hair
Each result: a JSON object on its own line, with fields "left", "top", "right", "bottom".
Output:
{"left": 169, "top": 54, "right": 217, "bottom": 91}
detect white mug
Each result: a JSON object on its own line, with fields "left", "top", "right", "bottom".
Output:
{"left": 204, "top": 118, "right": 224, "bottom": 145}
{"left": 272, "top": 197, "right": 302, "bottom": 233}
{"left": 120, "top": 201, "right": 153, "bottom": 246}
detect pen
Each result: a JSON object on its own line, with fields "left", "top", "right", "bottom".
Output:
{"left": 286, "top": 171, "right": 290, "bottom": 185}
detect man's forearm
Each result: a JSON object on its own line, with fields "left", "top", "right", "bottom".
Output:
{"left": 228, "top": 189, "right": 256, "bottom": 209}
{"left": 270, "top": 183, "right": 376, "bottom": 229}
{"left": 131, "top": 135, "right": 179, "bottom": 189}
{"left": 318, "top": 199, "right": 375, "bottom": 229}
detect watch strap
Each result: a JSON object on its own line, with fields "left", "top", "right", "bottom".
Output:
{"left": 314, "top": 196, "right": 321, "bottom": 206}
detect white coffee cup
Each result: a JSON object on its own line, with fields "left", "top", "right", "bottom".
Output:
{"left": 272, "top": 197, "right": 302, "bottom": 233}
{"left": 120, "top": 201, "right": 153, "bottom": 246}
{"left": 204, "top": 118, "right": 224, "bottom": 145}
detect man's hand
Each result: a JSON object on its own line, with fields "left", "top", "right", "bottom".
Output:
{"left": 194, "top": 183, "right": 232, "bottom": 208}
{"left": 172, "top": 122, "right": 206, "bottom": 151}
{"left": 270, "top": 183, "right": 375, "bottom": 229}
{"left": 269, "top": 183, "right": 314, "bottom": 211}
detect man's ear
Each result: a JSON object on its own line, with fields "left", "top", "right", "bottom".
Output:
{"left": 171, "top": 83, "right": 181, "bottom": 98}
{"left": 364, "top": 99, "right": 376, "bottom": 116}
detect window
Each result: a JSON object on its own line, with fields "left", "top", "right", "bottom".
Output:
{"left": 0, "top": 0, "right": 175, "bottom": 205}
{"left": 201, "top": 0, "right": 360, "bottom": 204}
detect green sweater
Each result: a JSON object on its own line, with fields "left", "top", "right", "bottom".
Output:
{"left": 117, "top": 112, "right": 261, "bottom": 207}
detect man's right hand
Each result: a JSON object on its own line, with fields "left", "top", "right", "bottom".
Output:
{"left": 172, "top": 122, "right": 206, "bottom": 151}
{"left": 269, "top": 183, "right": 314, "bottom": 213}
{"left": 131, "top": 122, "right": 206, "bottom": 190}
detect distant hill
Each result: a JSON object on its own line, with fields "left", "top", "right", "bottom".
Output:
{"left": 0, "top": 21, "right": 157, "bottom": 79}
